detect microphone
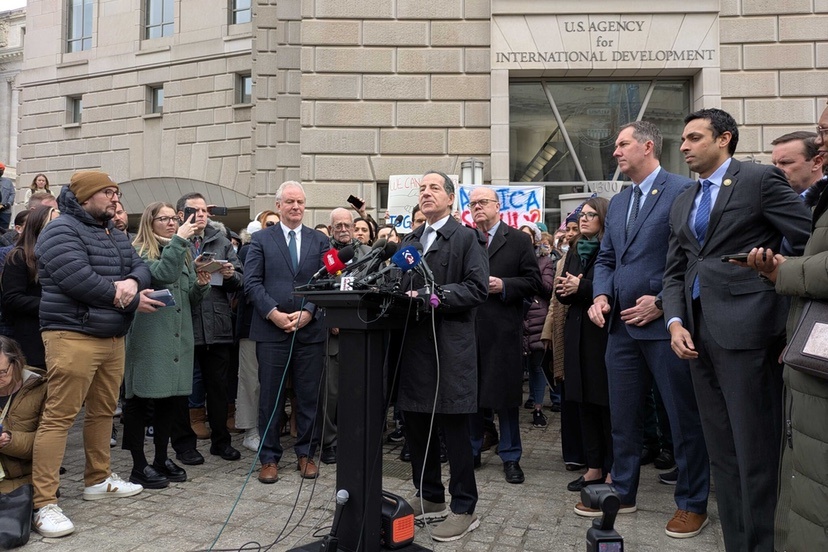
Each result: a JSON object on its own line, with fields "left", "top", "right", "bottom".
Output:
{"left": 311, "top": 246, "right": 355, "bottom": 280}
{"left": 339, "top": 238, "right": 388, "bottom": 275}
{"left": 355, "top": 244, "right": 421, "bottom": 286}
{"left": 394, "top": 215, "right": 403, "bottom": 225}
{"left": 410, "top": 241, "right": 435, "bottom": 284}
{"left": 320, "top": 489, "right": 350, "bottom": 551}
{"left": 356, "top": 241, "right": 399, "bottom": 279}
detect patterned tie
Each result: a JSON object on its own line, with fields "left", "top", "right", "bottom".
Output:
{"left": 626, "top": 185, "right": 642, "bottom": 238}
{"left": 692, "top": 180, "right": 713, "bottom": 299}
{"left": 288, "top": 230, "right": 298, "bottom": 271}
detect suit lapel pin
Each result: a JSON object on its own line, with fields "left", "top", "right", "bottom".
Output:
{"left": 651, "top": 189, "right": 658, "bottom": 195}
{"left": 723, "top": 179, "right": 732, "bottom": 187}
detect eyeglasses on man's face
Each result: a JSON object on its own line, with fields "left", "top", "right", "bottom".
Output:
{"left": 468, "top": 199, "right": 497, "bottom": 208}
{"left": 102, "top": 189, "right": 123, "bottom": 199}
{"left": 578, "top": 211, "right": 599, "bottom": 220}
{"left": 817, "top": 126, "right": 828, "bottom": 140}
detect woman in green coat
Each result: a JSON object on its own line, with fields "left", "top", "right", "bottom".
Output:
{"left": 122, "top": 202, "right": 210, "bottom": 489}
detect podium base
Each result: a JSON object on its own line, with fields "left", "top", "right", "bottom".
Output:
{"left": 286, "top": 541, "right": 430, "bottom": 552}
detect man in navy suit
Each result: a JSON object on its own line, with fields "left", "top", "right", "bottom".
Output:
{"left": 587, "top": 121, "right": 710, "bottom": 537}
{"left": 663, "top": 109, "right": 811, "bottom": 551}
{"left": 243, "top": 181, "right": 330, "bottom": 484}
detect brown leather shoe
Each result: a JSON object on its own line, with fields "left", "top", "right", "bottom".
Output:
{"left": 297, "top": 456, "right": 319, "bottom": 479}
{"left": 258, "top": 463, "right": 279, "bottom": 484}
{"left": 665, "top": 509, "right": 709, "bottom": 538}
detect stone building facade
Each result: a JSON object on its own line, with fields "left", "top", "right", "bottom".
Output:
{"left": 0, "top": 6, "right": 24, "bottom": 182}
{"left": 14, "top": 0, "right": 828, "bottom": 230}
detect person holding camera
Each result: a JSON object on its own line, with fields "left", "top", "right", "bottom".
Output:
{"left": 170, "top": 193, "right": 243, "bottom": 465}
{"left": 122, "top": 202, "right": 211, "bottom": 489}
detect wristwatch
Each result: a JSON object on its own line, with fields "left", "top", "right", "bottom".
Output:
{"left": 654, "top": 297, "right": 663, "bottom": 311}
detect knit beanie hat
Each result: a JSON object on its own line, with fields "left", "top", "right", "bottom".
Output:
{"left": 70, "top": 171, "right": 118, "bottom": 203}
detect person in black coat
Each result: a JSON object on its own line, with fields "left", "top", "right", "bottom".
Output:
{"left": 1, "top": 206, "right": 60, "bottom": 368}
{"left": 555, "top": 197, "right": 613, "bottom": 495}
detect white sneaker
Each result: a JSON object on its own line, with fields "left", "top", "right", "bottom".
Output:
{"left": 243, "top": 432, "right": 261, "bottom": 452}
{"left": 33, "top": 504, "right": 75, "bottom": 538}
{"left": 83, "top": 473, "right": 143, "bottom": 501}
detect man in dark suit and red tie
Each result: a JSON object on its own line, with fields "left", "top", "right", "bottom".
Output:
{"left": 587, "top": 121, "right": 710, "bottom": 538}
{"left": 662, "top": 108, "right": 811, "bottom": 552}
{"left": 243, "top": 181, "right": 330, "bottom": 484}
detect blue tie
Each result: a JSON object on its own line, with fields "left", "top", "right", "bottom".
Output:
{"left": 692, "top": 180, "right": 712, "bottom": 299}
{"left": 288, "top": 230, "right": 298, "bottom": 271}
{"left": 626, "top": 185, "right": 642, "bottom": 238}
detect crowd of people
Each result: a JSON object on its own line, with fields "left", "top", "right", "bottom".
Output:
{"left": 0, "top": 106, "right": 826, "bottom": 551}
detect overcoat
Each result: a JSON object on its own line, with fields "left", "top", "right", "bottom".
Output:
{"left": 477, "top": 223, "right": 541, "bottom": 409}
{"left": 124, "top": 235, "right": 209, "bottom": 399}
{"left": 555, "top": 242, "right": 609, "bottom": 406}
{"left": 773, "top": 187, "right": 828, "bottom": 552}
{"left": 395, "top": 216, "right": 489, "bottom": 414}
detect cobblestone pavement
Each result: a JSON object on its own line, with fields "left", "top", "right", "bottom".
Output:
{"left": 19, "top": 404, "right": 725, "bottom": 552}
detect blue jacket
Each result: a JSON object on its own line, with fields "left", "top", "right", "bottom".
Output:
{"left": 35, "top": 188, "right": 151, "bottom": 337}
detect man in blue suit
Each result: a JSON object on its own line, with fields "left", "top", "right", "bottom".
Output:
{"left": 243, "top": 181, "right": 330, "bottom": 484}
{"left": 586, "top": 121, "right": 710, "bottom": 538}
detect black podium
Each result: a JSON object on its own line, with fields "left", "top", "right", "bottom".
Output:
{"left": 290, "top": 289, "right": 427, "bottom": 552}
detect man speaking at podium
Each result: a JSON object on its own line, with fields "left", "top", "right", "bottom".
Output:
{"left": 243, "top": 181, "right": 330, "bottom": 484}
{"left": 395, "top": 170, "right": 489, "bottom": 542}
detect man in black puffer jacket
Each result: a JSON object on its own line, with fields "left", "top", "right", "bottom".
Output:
{"left": 31, "top": 171, "right": 155, "bottom": 538}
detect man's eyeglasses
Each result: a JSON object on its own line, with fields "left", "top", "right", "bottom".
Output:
{"left": 468, "top": 199, "right": 497, "bottom": 208}
{"left": 578, "top": 212, "right": 599, "bottom": 220}
{"left": 332, "top": 223, "right": 352, "bottom": 230}
{"left": 103, "top": 189, "right": 123, "bottom": 199}
{"left": 153, "top": 216, "right": 178, "bottom": 224}
{"left": 817, "top": 126, "right": 828, "bottom": 139}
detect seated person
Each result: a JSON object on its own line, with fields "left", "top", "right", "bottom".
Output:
{"left": 0, "top": 336, "right": 46, "bottom": 492}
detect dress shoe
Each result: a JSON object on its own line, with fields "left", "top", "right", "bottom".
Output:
{"left": 176, "top": 448, "right": 205, "bottom": 465}
{"left": 481, "top": 430, "right": 499, "bottom": 452}
{"left": 550, "top": 403, "right": 562, "bottom": 412}
{"left": 129, "top": 465, "right": 169, "bottom": 489}
{"left": 210, "top": 444, "right": 241, "bottom": 461}
{"left": 665, "top": 509, "right": 709, "bottom": 538}
{"left": 399, "top": 440, "right": 411, "bottom": 462}
{"left": 258, "top": 462, "right": 279, "bottom": 484}
{"left": 654, "top": 449, "right": 676, "bottom": 470}
{"left": 297, "top": 456, "right": 319, "bottom": 479}
{"left": 575, "top": 502, "right": 636, "bottom": 518}
{"left": 565, "top": 462, "right": 586, "bottom": 472}
{"left": 567, "top": 475, "right": 605, "bottom": 492}
{"left": 640, "top": 445, "right": 660, "bottom": 465}
{"left": 659, "top": 467, "right": 679, "bottom": 485}
{"left": 153, "top": 459, "right": 187, "bottom": 482}
{"left": 503, "top": 461, "right": 525, "bottom": 484}
{"left": 320, "top": 446, "right": 337, "bottom": 465}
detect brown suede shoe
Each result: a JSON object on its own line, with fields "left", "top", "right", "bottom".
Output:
{"left": 297, "top": 456, "right": 319, "bottom": 479}
{"left": 258, "top": 463, "right": 279, "bottom": 484}
{"left": 665, "top": 509, "right": 709, "bottom": 538}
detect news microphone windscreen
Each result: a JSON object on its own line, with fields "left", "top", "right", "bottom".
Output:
{"left": 371, "top": 238, "right": 388, "bottom": 251}
{"left": 337, "top": 246, "right": 355, "bottom": 264}
{"left": 391, "top": 245, "right": 421, "bottom": 272}
{"left": 322, "top": 248, "right": 347, "bottom": 274}
{"left": 394, "top": 215, "right": 404, "bottom": 225}
{"left": 381, "top": 240, "right": 399, "bottom": 260}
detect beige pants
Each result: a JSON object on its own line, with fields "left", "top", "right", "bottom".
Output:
{"left": 32, "top": 331, "right": 124, "bottom": 508}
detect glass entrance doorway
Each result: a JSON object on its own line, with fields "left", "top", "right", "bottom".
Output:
{"left": 509, "top": 80, "right": 691, "bottom": 228}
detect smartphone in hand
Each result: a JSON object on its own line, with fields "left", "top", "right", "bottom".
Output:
{"left": 146, "top": 289, "right": 176, "bottom": 307}
{"left": 721, "top": 253, "right": 750, "bottom": 263}
{"left": 347, "top": 195, "right": 365, "bottom": 210}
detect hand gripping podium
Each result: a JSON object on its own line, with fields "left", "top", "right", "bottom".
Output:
{"left": 290, "top": 289, "right": 428, "bottom": 552}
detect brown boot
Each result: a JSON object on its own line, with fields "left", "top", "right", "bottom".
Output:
{"left": 190, "top": 407, "right": 211, "bottom": 440}
{"left": 227, "top": 402, "right": 243, "bottom": 433}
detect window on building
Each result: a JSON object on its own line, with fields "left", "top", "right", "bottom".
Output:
{"left": 237, "top": 74, "right": 252, "bottom": 104}
{"left": 67, "top": 96, "right": 83, "bottom": 124}
{"left": 231, "top": 0, "right": 251, "bottom": 24}
{"left": 67, "top": 0, "right": 93, "bottom": 52}
{"left": 146, "top": 0, "right": 174, "bottom": 39}
{"left": 509, "top": 79, "right": 691, "bottom": 228}
{"left": 148, "top": 86, "right": 164, "bottom": 114}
